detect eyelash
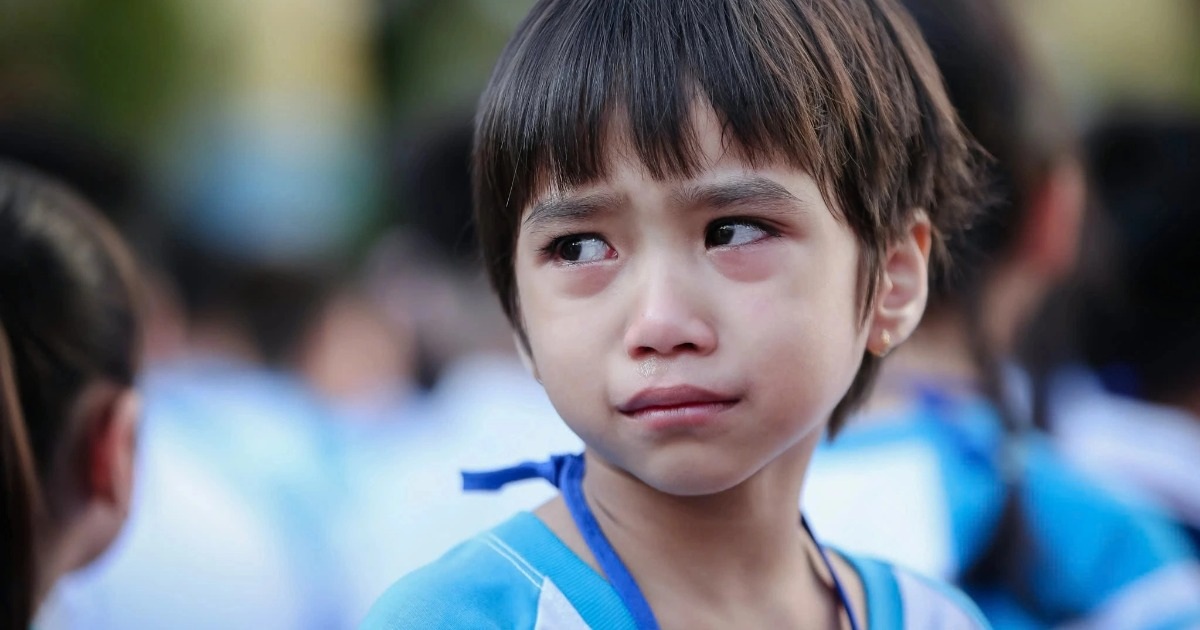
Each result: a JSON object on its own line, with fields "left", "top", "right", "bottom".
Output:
{"left": 706, "top": 217, "right": 782, "bottom": 245}
{"left": 538, "top": 217, "right": 782, "bottom": 263}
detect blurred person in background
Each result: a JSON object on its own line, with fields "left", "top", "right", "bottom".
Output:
{"left": 327, "top": 118, "right": 581, "bottom": 619}
{"left": 6, "top": 0, "right": 568, "bottom": 627}
{"left": 0, "top": 118, "right": 188, "bottom": 367}
{"left": 299, "top": 285, "right": 416, "bottom": 423}
{"left": 0, "top": 164, "right": 143, "bottom": 629}
{"left": 37, "top": 163, "right": 357, "bottom": 628}
{"left": 804, "top": 0, "right": 1200, "bottom": 627}
{"left": 0, "top": 120, "right": 345, "bottom": 629}
{"left": 1022, "top": 112, "right": 1200, "bottom": 552}
{"left": 0, "top": 116, "right": 354, "bottom": 628}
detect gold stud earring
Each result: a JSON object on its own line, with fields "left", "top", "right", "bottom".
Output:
{"left": 876, "top": 330, "right": 892, "bottom": 358}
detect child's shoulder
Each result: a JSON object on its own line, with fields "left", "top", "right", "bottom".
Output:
{"left": 836, "top": 550, "right": 992, "bottom": 630}
{"left": 360, "top": 512, "right": 634, "bottom": 630}
{"left": 360, "top": 512, "right": 551, "bottom": 629}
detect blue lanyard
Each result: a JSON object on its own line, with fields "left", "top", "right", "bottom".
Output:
{"left": 464, "top": 453, "right": 862, "bottom": 630}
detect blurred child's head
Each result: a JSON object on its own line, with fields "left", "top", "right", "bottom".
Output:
{"left": 900, "top": 0, "right": 1082, "bottom": 342}
{"left": 1077, "top": 113, "right": 1200, "bottom": 412}
{"left": 0, "top": 163, "right": 143, "bottom": 626}
{"left": 472, "top": 0, "right": 981, "bottom": 494}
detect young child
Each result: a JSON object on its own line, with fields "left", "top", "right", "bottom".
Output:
{"left": 364, "top": 0, "right": 989, "bottom": 627}
{"left": 0, "top": 163, "right": 143, "bottom": 628}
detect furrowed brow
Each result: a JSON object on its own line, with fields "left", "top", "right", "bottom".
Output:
{"left": 522, "top": 191, "right": 625, "bottom": 232}
{"left": 673, "top": 176, "right": 806, "bottom": 214}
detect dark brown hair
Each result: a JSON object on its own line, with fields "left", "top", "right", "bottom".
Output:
{"left": 0, "top": 163, "right": 142, "bottom": 627}
{"left": 473, "top": 0, "right": 983, "bottom": 432}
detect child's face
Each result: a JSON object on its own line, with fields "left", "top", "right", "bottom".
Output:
{"left": 513, "top": 109, "right": 871, "bottom": 496}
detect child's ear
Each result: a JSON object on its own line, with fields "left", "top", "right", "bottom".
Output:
{"left": 868, "top": 212, "right": 932, "bottom": 356}
{"left": 85, "top": 386, "right": 140, "bottom": 515}
{"left": 1018, "top": 158, "right": 1085, "bottom": 282}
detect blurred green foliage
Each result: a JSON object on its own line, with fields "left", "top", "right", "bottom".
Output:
{"left": 0, "top": 0, "right": 191, "bottom": 149}
{"left": 377, "top": 0, "right": 536, "bottom": 120}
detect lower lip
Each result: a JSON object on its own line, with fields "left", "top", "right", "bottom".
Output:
{"left": 623, "top": 401, "right": 738, "bottom": 431}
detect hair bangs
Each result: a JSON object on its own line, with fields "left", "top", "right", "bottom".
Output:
{"left": 476, "top": 0, "right": 848, "bottom": 220}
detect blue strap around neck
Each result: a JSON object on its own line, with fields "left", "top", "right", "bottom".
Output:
{"left": 557, "top": 454, "right": 661, "bottom": 630}
{"left": 805, "top": 516, "right": 863, "bottom": 630}
{"left": 461, "top": 455, "right": 570, "bottom": 491}
{"left": 464, "top": 453, "right": 660, "bottom": 629}
{"left": 463, "top": 453, "right": 861, "bottom": 630}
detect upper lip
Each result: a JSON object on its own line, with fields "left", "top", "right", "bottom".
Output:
{"left": 618, "top": 385, "right": 738, "bottom": 414}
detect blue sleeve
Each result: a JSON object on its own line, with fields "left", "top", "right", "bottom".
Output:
{"left": 890, "top": 564, "right": 993, "bottom": 629}
{"left": 361, "top": 576, "right": 503, "bottom": 630}
{"left": 842, "top": 552, "right": 992, "bottom": 629}
{"left": 359, "top": 538, "right": 542, "bottom": 630}
{"left": 1019, "top": 446, "right": 1200, "bottom": 623}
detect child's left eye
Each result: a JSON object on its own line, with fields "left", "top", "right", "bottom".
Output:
{"left": 705, "top": 219, "right": 775, "bottom": 248}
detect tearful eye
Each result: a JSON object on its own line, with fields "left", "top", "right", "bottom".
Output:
{"left": 705, "top": 220, "right": 773, "bottom": 248}
{"left": 554, "top": 235, "right": 614, "bottom": 263}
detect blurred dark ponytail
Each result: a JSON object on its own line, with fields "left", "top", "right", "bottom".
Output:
{"left": 899, "top": 0, "right": 1076, "bottom": 603}
{"left": 1, "top": 320, "right": 41, "bottom": 629}
{"left": 0, "top": 162, "right": 142, "bottom": 627}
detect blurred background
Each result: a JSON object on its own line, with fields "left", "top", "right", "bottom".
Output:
{"left": 2, "top": 0, "right": 1199, "bottom": 628}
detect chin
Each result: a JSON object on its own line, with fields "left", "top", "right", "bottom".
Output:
{"left": 631, "top": 447, "right": 762, "bottom": 497}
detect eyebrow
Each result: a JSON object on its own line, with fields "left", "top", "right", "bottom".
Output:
{"left": 521, "top": 176, "right": 806, "bottom": 233}
{"left": 523, "top": 191, "right": 627, "bottom": 233}
{"left": 672, "top": 176, "right": 806, "bottom": 214}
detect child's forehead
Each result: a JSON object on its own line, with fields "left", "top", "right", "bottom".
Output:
{"left": 521, "top": 104, "right": 826, "bottom": 218}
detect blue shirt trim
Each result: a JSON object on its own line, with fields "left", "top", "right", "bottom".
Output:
{"left": 495, "top": 512, "right": 638, "bottom": 629}
{"left": 838, "top": 552, "right": 901, "bottom": 629}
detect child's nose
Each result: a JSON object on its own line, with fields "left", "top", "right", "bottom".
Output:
{"left": 622, "top": 265, "right": 717, "bottom": 360}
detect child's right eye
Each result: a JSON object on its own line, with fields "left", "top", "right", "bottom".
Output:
{"left": 545, "top": 235, "right": 615, "bottom": 264}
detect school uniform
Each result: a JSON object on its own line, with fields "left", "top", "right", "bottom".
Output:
{"left": 362, "top": 454, "right": 990, "bottom": 629}
{"left": 1044, "top": 367, "right": 1200, "bottom": 545}
{"left": 805, "top": 387, "right": 1200, "bottom": 629}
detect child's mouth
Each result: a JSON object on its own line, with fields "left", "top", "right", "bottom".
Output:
{"left": 618, "top": 386, "right": 740, "bottom": 429}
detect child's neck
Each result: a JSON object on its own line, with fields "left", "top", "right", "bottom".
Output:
{"left": 536, "top": 436, "right": 857, "bottom": 628}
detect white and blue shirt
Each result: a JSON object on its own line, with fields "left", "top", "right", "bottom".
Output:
{"left": 806, "top": 388, "right": 1200, "bottom": 629}
{"left": 362, "top": 511, "right": 989, "bottom": 629}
